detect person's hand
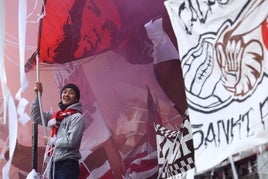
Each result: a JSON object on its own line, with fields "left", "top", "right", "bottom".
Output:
{"left": 48, "top": 136, "right": 57, "bottom": 145}
{"left": 34, "top": 82, "right": 43, "bottom": 96}
{"left": 43, "top": 136, "right": 49, "bottom": 145}
{"left": 43, "top": 136, "right": 56, "bottom": 145}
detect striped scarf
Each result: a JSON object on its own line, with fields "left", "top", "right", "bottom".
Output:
{"left": 50, "top": 109, "right": 78, "bottom": 137}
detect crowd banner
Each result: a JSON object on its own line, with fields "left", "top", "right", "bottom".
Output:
{"left": 165, "top": 0, "right": 268, "bottom": 173}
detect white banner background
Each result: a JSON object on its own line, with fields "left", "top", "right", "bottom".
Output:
{"left": 165, "top": 0, "right": 268, "bottom": 173}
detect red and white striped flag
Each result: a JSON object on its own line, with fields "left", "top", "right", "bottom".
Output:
{"left": 122, "top": 87, "right": 162, "bottom": 178}
{"left": 79, "top": 147, "right": 113, "bottom": 179}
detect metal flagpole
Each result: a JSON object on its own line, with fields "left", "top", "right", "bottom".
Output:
{"left": 29, "top": 1, "right": 47, "bottom": 175}
{"left": 36, "top": 54, "right": 48, "bottom": 137}
{"left": 32, "top": 122, "right": 38, "bottom": 170}
{"left": 31, "top": 54, "right": 48, "bottom": 171}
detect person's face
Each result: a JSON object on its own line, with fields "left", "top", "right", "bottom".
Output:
{"left": 61, "top": 88, "right": 77, "bottom": 105}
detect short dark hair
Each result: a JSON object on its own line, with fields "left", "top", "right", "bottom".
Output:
{"left": 61, "top": 83, "right": 80, "bottom": 101}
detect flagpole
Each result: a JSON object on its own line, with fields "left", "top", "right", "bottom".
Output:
{"left": 30, "top": 54, "right": 48, "bottom": 173}
{"left": 29, "top": 2, "right": 46, "bottom": 175}
{"left": 32, "top": 121, "right": 38, "bottom": 170}
{"left": 36, "top": 54, "right": 48, "bottom": 137}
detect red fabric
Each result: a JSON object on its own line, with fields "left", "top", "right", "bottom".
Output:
{"left": 153, "top": 60, "right": 188, "bottom": 115}
{"left": 79, "top": 163, "right": 90, "bottom": 179}
{"left": 123, "top": 146, "right": 148, "bottom": 169}
{"left": 99, "top": 169, "right": 114, "bottom": 179}
{"left": 47, "top": 109, "right": 78, "bottom": 156}
{"left": 25, "top": 0, "right": 167, "bottom": 70}
{"left": 128, "top": 158, "right": 157, "bottom": 173}
{"left": 122, "top": 88, "right": 160, "bottom": 177}
{"left": 146, "top": 86, "right": 162, "bottom": 149}
{"left": 81, "top": 147, "right": 114, "bottom": 178}
{"left": 38, "top": 0, "right": 121, "bottom": 64}
{"left": 262, "top": 18, "right": 268, "bottom": 49}
{"left": 50, "top": 109, "right": 78, "bottom": 137}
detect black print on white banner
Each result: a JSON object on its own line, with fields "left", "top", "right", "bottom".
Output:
{"left": 178, "top": 0, "right": 230, "bottom": 35}
{"left": 192, "top": 97, "right": 268, "bottom": 150}
{"left": 178, "top": 0, "right": 267, "bottom": 113}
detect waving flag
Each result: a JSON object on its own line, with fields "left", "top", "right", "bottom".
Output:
{"left": 25, "top": 0, "right": 167, "bottom": 70}
{"left": 79, "top": 147, "right": 113, "bottom": 179}
{"left": 144, "top": 12, "right": 188, "bottom": 116}
{"left": 155, "top": 113, "right": 195, "bottom": 178}
{"left": 165, "top": 0, "right": 268, "bottom": 173}
{"left": 2, "top": 0, "right": 195, "bottom": 178}
{"left": 122, "top": 87, "right": 162, "bottom": 178}
{"left": 37, "top": 0, "right": 121, "bottom": 64}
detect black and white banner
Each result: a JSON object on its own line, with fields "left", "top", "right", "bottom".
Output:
{"left": 165, "top": 0, "right": 268, "bottom": 173}
{"left": 155, "top": 115, "right": 195, "bottom": 178}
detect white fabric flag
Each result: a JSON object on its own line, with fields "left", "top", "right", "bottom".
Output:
{"left": 0, "top": 1, "right": 19, "bottom": 178}
{"left": 16, "top": 0, "right": 30, "bottom": 125}
{"left": 165, "top": 0, "right": 268, "bottom": 173}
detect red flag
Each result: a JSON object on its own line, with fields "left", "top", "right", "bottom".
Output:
{"left": 79, "top": 147, "right": 113, "bottom": 179}
{"left": 24, "top": 0, "right": 169, "bottom": 73}
{"left": 146, "top": 86, "right": 162, "bottom": 126}
{"left": 25, "top": 0, "right": 169, "bottom": 72}
{"left": 122, "top": 87, "right": 162, "bottom": 178}
{"left": 30, "top": 0, "right": 121, "bottom": 65}
{"left": 122, "top": 137, "right": 158, "bottom": 178}
{"left": 146, "top": 85, "right": 163, "bottom": 149}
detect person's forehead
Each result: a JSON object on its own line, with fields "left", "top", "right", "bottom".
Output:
{"left": 62, "top": 88, "right": 75, "bottom": 92}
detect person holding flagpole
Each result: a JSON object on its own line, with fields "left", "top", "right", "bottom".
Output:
{"left": 31, "top": 82, "right": 85, "bottom": 179}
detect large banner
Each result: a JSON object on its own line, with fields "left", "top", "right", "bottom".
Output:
{"left": 165, "top": 0, "right": 268, "bottom": 173}
{"left": 2, "top": 0, "right": 268, "bottom": 177}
